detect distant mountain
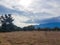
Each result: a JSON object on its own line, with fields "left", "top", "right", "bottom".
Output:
{"left": 40, "top": 22, "right": 60, "bottom": 28}
{"left": 34, "top": 22, "right": 60, "bottom": 29}
{"left": 34, "top": 16, "right": 60, "bottom": 29}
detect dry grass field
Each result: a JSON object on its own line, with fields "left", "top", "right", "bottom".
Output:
{"left": 0, "top": 31, "right": 60, "bottom": 45}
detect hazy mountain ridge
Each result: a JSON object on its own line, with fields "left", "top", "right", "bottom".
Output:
{"left": 35, "top": 16, "right": 60, "bottom": 28}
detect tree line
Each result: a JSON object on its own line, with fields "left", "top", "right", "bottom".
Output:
{"left": 0, "top": 14, "right": 60, "bottom": 32}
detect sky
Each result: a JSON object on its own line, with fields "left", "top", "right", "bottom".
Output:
{"left": 0, "top": 0, "right": 60, "bottom": 27}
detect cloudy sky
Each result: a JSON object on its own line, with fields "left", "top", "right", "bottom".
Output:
{"left": 0, "top": 0, "right": 60, "bottom": 27}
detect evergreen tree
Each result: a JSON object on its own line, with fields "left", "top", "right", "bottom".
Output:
{"left": 0, "top": 14, "right": 14, "bottom": 32}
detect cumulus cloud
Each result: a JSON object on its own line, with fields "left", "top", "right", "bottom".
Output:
{"left": 0, "top": 0, "right": 60, "bottom": 27}
{"left": 12, "top": 15, "right": 38, "bottom": 27}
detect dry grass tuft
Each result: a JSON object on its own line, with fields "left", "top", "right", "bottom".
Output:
{"left": 0, "top": 31, "right": 60, "bottom": 45}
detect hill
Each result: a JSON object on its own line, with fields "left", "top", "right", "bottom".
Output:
{"left": 39, "top": 22, "right": 60, "bottom": 28}
{"left": 35, "top": 16, "right": 60, "bottom": 29}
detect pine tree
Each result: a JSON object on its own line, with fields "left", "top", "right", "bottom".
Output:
{"left": 0, "top": 14, "right": 14, "bottom": 31}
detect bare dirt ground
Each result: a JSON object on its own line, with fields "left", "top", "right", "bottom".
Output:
{"left": 0, "top": 31, "right": 60, "bottom": 45}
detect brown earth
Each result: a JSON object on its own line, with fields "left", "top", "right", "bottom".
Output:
{"left": 0, "top": 31, "right": 60, "bottom": 45}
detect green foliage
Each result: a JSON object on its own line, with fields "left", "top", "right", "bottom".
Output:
{"left": 23, "top": 25, "right": 35, "bottom": 31}
{"left": 0, "top": 14, "right": 60, "bottom": 32}
{"left": 0, "top": 14, "right": 22, "bottom": 32}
